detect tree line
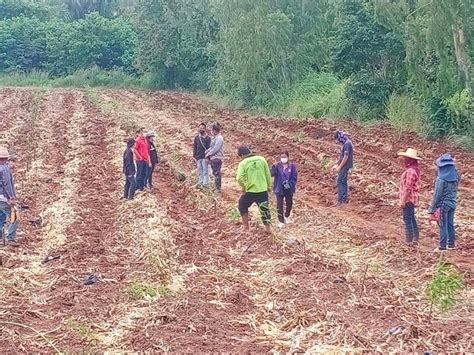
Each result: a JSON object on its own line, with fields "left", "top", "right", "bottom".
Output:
{"left": 0, "top": 0, "right": 472, "bottom": 142}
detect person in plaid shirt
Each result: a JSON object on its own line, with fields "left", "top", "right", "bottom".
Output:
{"left": 397, "top": 148, "right": 422, "bottom": 245}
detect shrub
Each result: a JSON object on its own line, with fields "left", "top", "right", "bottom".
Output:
{"left": 269, "top": 72, "right": 349, "bottom": 119}
{"left": 386, "top": 93, "right": 428, "bottom": 135}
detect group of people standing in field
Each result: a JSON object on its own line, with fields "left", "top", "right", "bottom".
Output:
{"left": 0, "top": 122, "right": 461, "bottom": 253}
{"left": 123, "top": 128, "right": 159, "bottom": 200}
{"left": 398, "top": 149, "right": 460, "bottom": 251}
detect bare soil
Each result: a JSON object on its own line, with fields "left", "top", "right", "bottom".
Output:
{"left": 0, "top": 88, "right": 472, "bottom": 353}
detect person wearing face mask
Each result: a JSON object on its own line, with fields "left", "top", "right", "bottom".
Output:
{"left": 193, "top": 123, "right": 211, "bottom": 187}
{"left": 271, "top": 151, "right": 298, "bottom": 229}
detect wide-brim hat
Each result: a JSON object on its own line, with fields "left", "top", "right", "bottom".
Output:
{"left": 397, "top": 148, "right": 422, "bottom": 160}
{"left": 0, "top": 146, "right": 10, "bottom": 159}
{"left": 436, "top": 153, "right": 455, "bottom": 167}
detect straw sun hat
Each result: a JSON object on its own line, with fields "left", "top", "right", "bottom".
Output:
{"left": 0, "top": 146, "right": 10, "bottom": 159}
{"left": 397, "top": 148, "right": 422, "bottom": 160}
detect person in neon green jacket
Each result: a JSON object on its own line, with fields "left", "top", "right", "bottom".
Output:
{"left": 236, "top": 145, "right": 272, "bottom": 233}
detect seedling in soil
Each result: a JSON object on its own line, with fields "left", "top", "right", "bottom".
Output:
{"left": 320, "top": 156, "right": 331, "bottom": 173}
{"left": 427, "top": 259, "right": 464, "bottom": 316}
{"left": 128, "top": 281, "right": 171, "bottom": 299}
{"left": 227, "top": 206, "right": 241, "bottom": 221}
{"left": 65, "top": 318, "right": 100, "bottom": 345}
{"left": 293, "top": 130, "right": 306, "bottom": 144}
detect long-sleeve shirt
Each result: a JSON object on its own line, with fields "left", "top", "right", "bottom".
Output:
{"left": 148, "top": 141, "right": 159, "bottom": 165}
{"left": 236, "top": 155, "right": 271, "bottom": 193}
{"left": 428, "top": 178, "right": 458, "bottom": 213}
{"left": 206, "top": 134, "right": 224, "bottom": 161}
{"left": 123, "top": 147, "right": 136, "bottom": 176}
{"left": 0, "top": 163, "right": 16, "bottom": 203}
{"left": 271, "top": 162, "right": 298, "bottom": 195}
{"left": 193, "top": 134, "right": 211, "bottom": 160}
{"left": 134, "top": 136, "right": 150, "bottom": 162}
{"left": 399, "top": 167, "right": 420, "bottom": 206}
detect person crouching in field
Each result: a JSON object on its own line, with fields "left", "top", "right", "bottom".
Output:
{"left": 333, "top": 130, "right": 354, "bottom": 205}
{"left": 193, "top": 123, "right": 211, "bottom": 187}
{"left": 145, "top": 131, "right": 159, "bottom": 189}
{"left": 397, "top": 148, "right": 422, "bottom": 245}
{"left": 134, "top": 128, "right": 151, "bottom": 191}
{"left": 236, "top": 145, "right": 272, "bottom": 233}
{"left": 123, "top": 138, "right": 137, "bottom": 200}
{"left": 0, "top": 146, "right": 19, "bottom": 245}
{"left": 428, "top": 154, "right": 459, "bottom": 251}
{"left": 271, "top": 151, "right": 298, "bottom": 229}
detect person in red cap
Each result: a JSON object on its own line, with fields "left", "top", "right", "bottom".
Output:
{"left": 134, "top": 128, "right": 150, "bottom": 191}
{"left": 397, "top": 148, "right": 422, "bottom": 245}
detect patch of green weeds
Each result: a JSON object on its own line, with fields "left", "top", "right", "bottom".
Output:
{"left": 293, "top": 130, "right": 306, "bottom": 143}
{"left": 65, "top": 317, "right": 101, "bottom": 345}
{"left": 427, "top": 260, "right": 464, "bottom": 312}
{"left": 227, "top": 206, "right": 241, "bottom": 221}
{"left": 128, "top": 281, "right": 171, "bottom": 300}
{"left": 320, "top": 155, "right": 331, "bottom": 173}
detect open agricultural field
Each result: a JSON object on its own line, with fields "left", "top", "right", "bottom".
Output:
{"left": 0, "top": 87, "right": 472, "bottom": 353}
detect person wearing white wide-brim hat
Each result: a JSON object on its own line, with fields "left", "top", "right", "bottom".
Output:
{"left": 0, "top": 146, "right": 19, "bottom": 244}
{"left": 397, "top": 148, "right": 422, "bottom": 245}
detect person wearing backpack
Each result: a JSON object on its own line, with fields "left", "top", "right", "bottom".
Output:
{"left": 193, "top": 123, "right": 211, "bottom": 187}
{"left": 397, "top": 148, "right": 422, "bottom": 245}
{"left": 0, "top": 146, "right": 19, "bottom": 245}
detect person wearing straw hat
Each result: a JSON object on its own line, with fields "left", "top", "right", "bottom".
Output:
{"left": 397, "top": 148, "right": 422, "bottom": 245}
{"left": 428, "top": 153, "right": 460, "bottom": 251}
{"left": 145, "top": 131, "right": 159, "bottom": 189}
{"left": 0, "top": 146, "right": 19, "bottom": 245}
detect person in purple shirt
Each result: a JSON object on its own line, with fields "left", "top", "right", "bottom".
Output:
{"left": 271, "top": 151, "right": 298, "bottom": 229}
{"left": 0, "top": 146, "right": 19, "bottom": 245}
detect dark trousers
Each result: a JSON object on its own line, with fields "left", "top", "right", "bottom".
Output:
{"left": 238, "top": 191, "right": 271, "bottom": 225}
{"left": 439, "top": 206, "right": 456, "bottom": 249}
{"left": 402, "top": 202, "right": 419, "bottom": 243}
{"left": 276, "top": 191, "right": 294, "bottom": 223}
{"left": 124, "top": 175, "right": 137, "bottom": 200}
{"left": 146, "top": 163, "right": 156, "bottom": 188}
{"left": 211, "top": 159, "right": 222, "bottom": 191}
{"left": 136, "top": 160, "right": 148, "bottom": 190}
{"left": 336, "top": 167, "right": 350, "bottom": 203}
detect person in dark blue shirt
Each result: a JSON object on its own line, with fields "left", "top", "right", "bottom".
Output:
{"left": 332, "top": 130, "right": 354, "bottom": 205}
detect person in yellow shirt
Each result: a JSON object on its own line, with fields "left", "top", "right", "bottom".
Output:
{"left": 236, "top": 145, "right": 272, "bottom": 233}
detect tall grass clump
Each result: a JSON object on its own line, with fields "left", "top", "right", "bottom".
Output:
{"left": 386, "top": 93, "right": 428, "bottom": 135}
{"left": 269, "top": 72, "right": 349, "bottom": 119}
{"left": 427, "top": 260, "right": 464, "bottom": 316}
{"left": 0, "top": 67, "right": 146, "bottom": 89}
